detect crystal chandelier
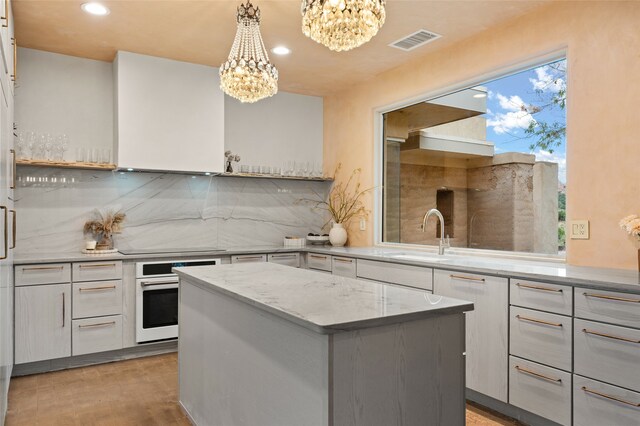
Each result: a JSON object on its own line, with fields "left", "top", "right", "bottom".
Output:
{"left": 220, "top": 1, "right": 278, "bottom": 103}
{"left": 301, "top": 0, "right": 386, "bottom": 52}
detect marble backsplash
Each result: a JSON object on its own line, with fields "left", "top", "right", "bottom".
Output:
{"left": 14, "top": 166, "right": 331, "bottom": 254}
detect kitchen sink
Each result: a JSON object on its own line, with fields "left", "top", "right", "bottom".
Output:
{"left": 386, "top": 253, "right": 449, "bottom": 262}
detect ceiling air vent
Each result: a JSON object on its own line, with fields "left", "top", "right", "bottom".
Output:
{"left": 389, "top": 29, "right": 441, "bottom": 51}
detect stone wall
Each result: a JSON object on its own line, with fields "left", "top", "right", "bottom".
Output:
{"left": 394, "top": 159, "right": 558, "bottom": 254}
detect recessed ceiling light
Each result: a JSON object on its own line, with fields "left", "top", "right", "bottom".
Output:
{"left": 81, "top": 2, "right": 110, "bottom": 16}
{"left": 473, "top": 93, "right": 487, "bottom": 98}
{"left": 271, "top": 46, "right": 291, "bottom": 56}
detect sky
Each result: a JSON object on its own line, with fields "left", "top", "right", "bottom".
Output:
{"left": 480, "top": 59, "right": 567, "bottom": 183}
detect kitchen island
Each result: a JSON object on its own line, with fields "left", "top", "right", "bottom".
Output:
{"left": 174, "top": 263, "right": 473, "bottom": 426}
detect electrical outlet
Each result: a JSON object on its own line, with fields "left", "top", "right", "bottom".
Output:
{"left": 359, "top": 217, "right": 366, "bottom": 231}
{"left": 570, "top": 220, "right": 590, "bottom": 240}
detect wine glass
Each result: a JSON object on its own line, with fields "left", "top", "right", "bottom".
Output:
{"left": 15, "top": 131, "right": 25, "bottom": 159}
{"left": 44, "top": 133, "right": 53, "bottom": 161}
{"left": 35, "top": 134, "right": 46, "bottom": 160}
{"left": 61, "top": 134, "right": 70, "bottom": 161}
{"left": 26, "top": 131, "right": 36, "bottom": 159}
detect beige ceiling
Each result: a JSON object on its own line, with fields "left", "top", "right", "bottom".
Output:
{"left": 14, "top": 0, "right": 550, "bottom": 96}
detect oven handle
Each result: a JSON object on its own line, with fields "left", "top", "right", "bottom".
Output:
{"left": 140, "top": 280, "right": 179, "bottom": 287}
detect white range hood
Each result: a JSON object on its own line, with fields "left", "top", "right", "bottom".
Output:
{"left": 113, "top": 51, "right": 225, "bottom": 173}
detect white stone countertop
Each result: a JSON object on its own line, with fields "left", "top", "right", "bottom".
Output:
{"left": 174, "top": 263, "right": 474, "bottom": 334}
{"left": 14, "top": 245, "right": 640, "bottom": 293}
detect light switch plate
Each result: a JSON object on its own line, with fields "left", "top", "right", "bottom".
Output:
{"left": 570, "top": 220, "right": 590, "bottom": 239}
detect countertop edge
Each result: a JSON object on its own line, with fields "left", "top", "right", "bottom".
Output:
{"left": 174, "top": 268, "right": 474, "bottom": 335}
{"left": 14, "top": 246, "right": 640, "bottom": 294}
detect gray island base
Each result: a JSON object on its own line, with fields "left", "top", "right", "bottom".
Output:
{"left": 174, "top": 263, "right": 474, "bottom": 426}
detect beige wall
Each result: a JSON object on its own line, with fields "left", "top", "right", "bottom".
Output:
{"left": 323, "top": 1, "right": 640, "bottom": 270}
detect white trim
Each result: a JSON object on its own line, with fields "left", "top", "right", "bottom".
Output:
{"left": 373, "top": 48, "right": 568, "bottom": 262}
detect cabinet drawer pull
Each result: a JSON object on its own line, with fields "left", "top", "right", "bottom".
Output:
{"left": 515, "top": 365, "right": 562, "bottom": 383}
{"left": 10, "top": 209, "right": 16, "bottom": 249}
{"left": 581, "top": 386, "right": 640, "bottom": 407}
{"left": 23, "top": 265, "right": 65, "bottom": 271}
{"left": 450, "top": 274, "right": 485, "bottom": 282}
{"left": 62, "top": 293, "right": 65, "bottom": 327}
{"left": 11, "top": 36, "right": 16, "bottom": 81}
{"left": 583, "top": 292, "right": 640, "bottom": 303}
{"left": 79, "top": 263, "right": 117, "bottom": 269}
{"left": 270, "top": 254, "right": 296, "bottom": 259}
{"left": 79, "top": 285, "right": 117, "bottom": 292}
{"left": 0, "top": 206, "right": 6, "bottom": 260}
{"left": 334, "top": 258, "right": 353, "bottom": 263}
{"left": 235, "top": 256, "right": 264, "bottom": 260}
{"left": 10, "top": 149, "right": 15, "bottom": 189}
{"left": 309, "top": 254, "right": 327, "bottom": 260}
{"left": 516, "top": 315, "right": 563, "bottom": 327}
{"left": 78, "top": 321, "right": 116, "bottom": 329}
{"left": 582, "top": 328, "right": 640, "bottom": 344}
{"left": 141, "top": 280, "right": 178, "bottom": 287}
{"left": 516, "top": 282, "right": 562, "bottom": 292}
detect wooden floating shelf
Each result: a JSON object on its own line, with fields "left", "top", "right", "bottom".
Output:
{"left": 16, "top": 159, "right": 117, "bottom": 170}
{"left": 15, "top": 162, "right": 332, "bottom": 181}
{"left": 221, "top": 173, "right": 333, "bottom": 182}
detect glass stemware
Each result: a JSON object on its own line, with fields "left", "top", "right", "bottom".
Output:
{"left": 16, "top": 132, "right": 26, "bottom": 159}
{"left": 35, "top": 134, "right": 46, "bottom": 160}
{"left": 44, "top": 133, "right": 54, "bottom": 161}
{"left": 26, "top": 131, "right": 36, "bottom": 159}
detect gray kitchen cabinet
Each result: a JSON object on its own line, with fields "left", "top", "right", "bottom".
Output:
{"left": 72, "top": 260, "right": 122, "bottom": 283}
{"left": 510, "top": 279, "right": 572, "bottom": 316}
{"left": 331, "top": 256, "right": 356, "bottom": 278}
{"left": 306, "top": 253, "right": 332, "bottom": 272}
{"left": 15, "top": 263, "right": 71, "bottom": 286}
{"left": 231, "top": 254, "right": 267, "bottom": 264}
{"left": 434, "top": 269, "right": 508, "bottom": 402}
{"left": 574, "top": 287, "right": 640, "bottom": 329}
{"left": 356, "top": 259, "right": 432, "bottom": 290}
{"left": 510, "top": 306, "right": 572, "bottom": 371}
{"left": 267, "top": 253, "right": 300, "bottom": 268}
{"left": 573, "top": 375, "right": 640, "bottom": 426}
{"left": 72, "top": 280, "right": 123, "bottom": 319}
{"left": 72, "top": 315, "right": 123, "bottom": 356}
{"left": 509, "top": 356, "right": 571, "bottom": 426}
{"left": 574, "top": 318, "right": 640, "bottom": 392}
{"left": 15, "top": 283, "right": 71, "bottom": 364}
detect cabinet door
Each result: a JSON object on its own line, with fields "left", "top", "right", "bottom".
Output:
{"left": 15, "top": 283, "right": 71, "bottom": 364}
{"left": 434, "top": 269, "right": 508, "bottom": 402}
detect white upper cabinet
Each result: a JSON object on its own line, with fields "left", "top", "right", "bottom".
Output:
{"left": 114, "top": 51, "right": 224, "bottom": 173}
{"left": 224, "top": 92, "right": 323, "bottom": 169}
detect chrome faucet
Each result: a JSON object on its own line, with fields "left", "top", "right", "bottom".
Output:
{"left": 421, "top": 208, "right": 450, "bottom": 255}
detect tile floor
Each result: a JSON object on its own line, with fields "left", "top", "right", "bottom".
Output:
{"left": 6, "top": 353, "right": 522, "bottom": 425}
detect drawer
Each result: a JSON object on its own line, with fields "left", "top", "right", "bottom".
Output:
{"left": 72, "top": 315, "right": 123, "bottom": 356}
{"left": 510, "top": 279, "right": 572, "bottom": 315}
{"left": 574, "top": 318, "right": 640, "bottom": 392}
{"left": 231, "top": 254, "right": 267, "bottom": 264}
{"left": 72, "top": 280, "right": 123, "bottom": 319}
{"left": 510, "top": 306, "right": 572, "bottom": 371}
{"left": 357, "top": 259, "right": 432, "bottom": 290}
{"left": 332, "top": 256, "right": 356, "bottom": 278}
{"left": 509, "top": 356, "right": 571, "bottom": 426}
{"left": 15, "top": 263, "right": 71, "bottom": 286}
{"left": 307, "top": 253, "right": 332, "bottom": 272}
{"left": 73, "top": 261, "right": 122, "bottom": 282}
{"left": 574, "top": 375, "right": 640, "bottom": 426}
{"left": 267, "top": 253, "right": 300, "bottom": 268}
{"left": 575, "top": 287, "right": 640, "bottom": 329}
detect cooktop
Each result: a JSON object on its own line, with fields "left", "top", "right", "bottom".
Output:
{"left": 118, "top": 248, "right": 227, "bottom": 255}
